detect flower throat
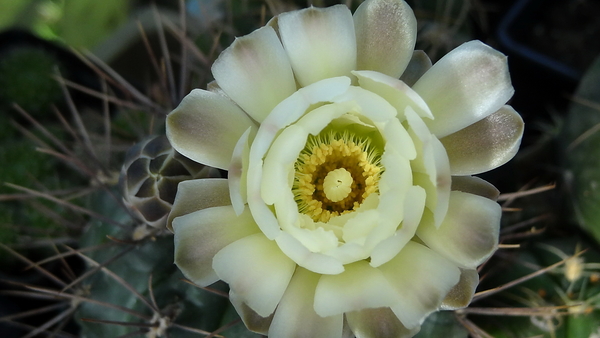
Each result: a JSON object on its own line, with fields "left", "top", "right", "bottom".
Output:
{"left": 293, "top": 131, "right": 383, "bottom": 222}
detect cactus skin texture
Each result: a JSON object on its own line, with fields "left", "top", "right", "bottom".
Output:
{"left": 120, "top": 135, "right": 220, "bottom": 229}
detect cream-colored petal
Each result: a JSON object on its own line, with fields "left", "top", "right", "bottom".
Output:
{"left": 359, "top": 147, "right": 413, "bottom": 254}
{"left": 342, "top": 319, "right": 355, "bottom": 338}
{"left": 167, "top": 178, "right": 231, "bottom": 231}
{"left": 354, "top": 0, "right": 416, "bottom": 78}
{"left": 440, "top": 268, "right": 479, "bottom": 310}
{"left": 369, "top": 185, "right": 426, "bottom": 267}
{"left": 413, "top": 40, "right": 514, "bottom": 138}
{"left": 451, "top": 175, "right": 499, "bottom": 201}
{"left": 246, "top": 78, "right": 351, "bottom": 240}
{"left": 417, "top": 191, "right": 501, "bottom": 269}
{"left": 440, "top": 105, "right": 524, "bottom": 175}
{"left": 166, "top": 89, "right": 257, "bottom": 169}
{"left": 332, "top": 86, "right": 397, "bottom": 122}
{"left": 269, "top": 268, "right": 343, "bottom": 338}
{"left": 284, "top": 220, "right": 339, "bottom": 254}
{"left": 249, "top": 102, "right": 349, "bottom": 239}
{"left": 248, "top": 79, "right": 352, "bottom": 166}
{"left": 382, "top": 117, "right": 417, "bottom": 160}
{"left": 405, "top": 109, "right": 451, "bottom": 227}
{"left": 278, "top": 5, "right": 356, "bottom": 87}
{"left": 322, "top": 242, "right": 369, "bottom": 265}
{"left": 261, "top": 77, "right": 352, "bottom": 133}
{"left": 342, "top": 209, "right": 380, "bottom": 245}
{"left": 206, "top": 80, "right": 225, "bottom": 95}
{"left": 211, "top": 26, "right": 297, "bottom": 123}
{"left": 346, "top": 307, "right": 420, "bottom": 338}
{"left": 354, "top": 70, "right": 433, "bottom": 120}
{"left": 294, "top": 101, "right": 359, "bottom": 135}
{"left": 228, "top": 128, "right": 253, "bottom": 216}
{"left": 213, "top": 233, "right": 296, "bottom": 317}
{"left": 430, "top": 137, "right": 452, "bottom": 227}
{"left": 379, "top": 241, "right": 461, "bottom": 328}
{"left": 247, "top": 160, "right": 282, "bottom": 240}
{"left": 399, "top": 50, "right": 432, "bottom": 86}
{"left": 275, "top": 232, "right": 345, "bottom": 275}
{"left": 229, "top": 290, "right": 273, "bottom": 335}
{"left": 314, "top": 261, "right": 399, "bottom": 317}
{"left": 173, "top": 206, "right": 259, "bottom": 286}
{"left": 261, "top": 124, "right": 306, "bottom": 206}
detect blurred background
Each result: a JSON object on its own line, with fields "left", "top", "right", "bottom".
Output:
{"left": 1, "top": 0, "right": 600, "bottom": 337}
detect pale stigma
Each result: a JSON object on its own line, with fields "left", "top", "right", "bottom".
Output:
{"left": 323, "top": 168, "right": 353, "bottom": 202}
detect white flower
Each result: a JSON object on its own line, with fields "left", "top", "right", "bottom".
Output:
{"left": 165, "top": 0, "right": 524, "bottom": 336}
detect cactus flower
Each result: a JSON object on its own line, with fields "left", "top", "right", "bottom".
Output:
{"left": 166, "top": 0, "right": 524, "bottom": 336}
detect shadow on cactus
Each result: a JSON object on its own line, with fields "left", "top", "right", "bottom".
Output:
{"left": 0, "top": 2, "right": 243, "bottom": 337}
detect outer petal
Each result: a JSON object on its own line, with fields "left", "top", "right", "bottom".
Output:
{"left": 440, "top": 105, "right": 524, "bottom": 175}
{"left": 213, "top": 233, "right": 296, "bottom": 317}
{"left": 211, "top": 26, "right": 297, "bottom": 123}
{"left": 399, "top": 50, "right": 432, "bottom": 87}
{"left": 417, "top": 191, "right": 501, "bottom": 269}
{"left": 354, "top": 0, "right": 416, "bottom": 78}
{"left": 440, "top": 268, "right": 479, "bottom": 310}
{"left": 173, "top": 206, "right": 259, "bottom": 286}
{"left": 346, "top": 307, "right": 419, "bottom": 338}
{"left": 413, "top": 40, "right": 514, "bottom": 138}
{"left": 166, "top": 89, "right": 257, "bottom": 169}
{"left": 229, "top": 290, "right": 273, "bottom": 335}
{"left": 314, "top": 261, "right": 400, "bottom": 317}
{"left": 167, "top": 178, "right": 231, "bottom": 231}
{"left": 269, "top": 268, "right": 343, "bottom": 338}
{"left": 451, "top": 175, "right": 499, "bottom": 201}
{"left": 278, "top": 5, "right": 356, "bottom": 87}
{"left": 379, "top": 241, "right": 461, "bottom": 328}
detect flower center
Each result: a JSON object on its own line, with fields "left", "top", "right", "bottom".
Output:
{"left": 293, "top": 131, "right": 382, "bottom": 222}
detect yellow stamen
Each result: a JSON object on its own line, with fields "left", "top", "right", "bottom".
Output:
{"left": 293, "top": 131, "right": 383, "bottom": 222}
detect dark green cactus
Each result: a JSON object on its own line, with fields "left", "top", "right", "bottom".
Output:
{"left": 562, "top": 56, "right": 600, "bottom": 245}
{"left": 0, "top": 46, "right": 63, "bottom": 113}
